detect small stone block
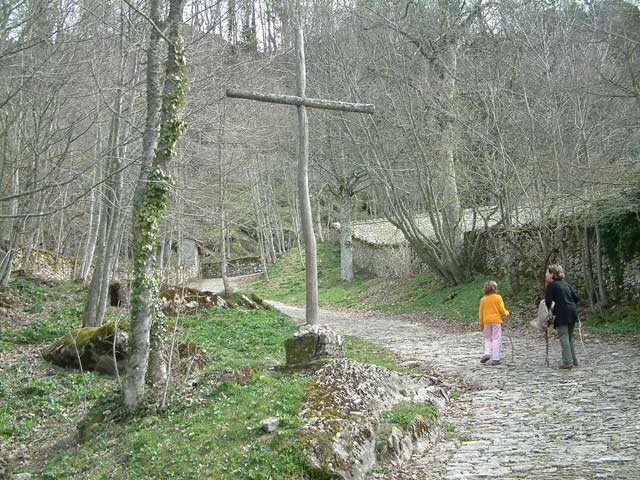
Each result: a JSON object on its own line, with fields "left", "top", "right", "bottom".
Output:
{"left": 261, "top": 417, "right": 279, "bottom": 433}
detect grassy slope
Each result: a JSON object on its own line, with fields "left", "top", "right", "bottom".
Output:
{"left": 246, "top": 243, "right": 533, "bottom": 324}
{"left": 245, "top": 243, "right": 639, "bottom": 335}
{"left": 246, "top": 243, "right": 376, "bottom": 308}
{"left": 0, "top": 275, "right": 404, "bottom": 479}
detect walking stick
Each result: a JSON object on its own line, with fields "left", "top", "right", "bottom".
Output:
{"left": 577, "top": 317, "right": 590, "bottom": 365}
{"left": 503, "top": 319, "right": 515, "bottom": 364}
{"left": 544, "top": 326, "right": 549, "bottom": 367}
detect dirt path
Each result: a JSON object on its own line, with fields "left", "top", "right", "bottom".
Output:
{"left": 268, "top": 301, "right": 640, "bottom": 480}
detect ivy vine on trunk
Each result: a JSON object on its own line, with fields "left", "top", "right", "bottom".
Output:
{"left": 123, "top": 0, "right": 188, "bottom": 408}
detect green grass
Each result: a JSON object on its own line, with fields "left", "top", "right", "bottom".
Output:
{"left": 1, "top": 298, "right": 85, "bottom": 344}
{"left": 1, "top": 278, "right": 86, "bottom": 343}
{"left": 376, "top": 271, "right": 534, "bottom": 323}
{"left": 247, "top": 244, "right": 534, "bottom": 325}
{"left": 343, "top": 335, "right": 413, "bottom": 373}
{"left": 246, "top": 243, "right": 376, "bottom": 308}
{"left": 581, "top": 305, "right": 640, "bottom": 335}
{"left": 41, "top": 371, "right": 312, "bottom": 480}
{"left": 381, "top": 401, "right": 439, "bottom": 429}
{"left": 181, "top": 307, "right": 298, "bottom": 360}
{"left": 250, "top": 243, "right": 640, "bottom": 335}
{"left": 1, "top": 276, "right": 398, "bottom": 479}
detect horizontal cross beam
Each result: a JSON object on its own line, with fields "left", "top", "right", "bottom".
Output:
{"left": 225, "top": 88, "right": 375, "bottom": 114}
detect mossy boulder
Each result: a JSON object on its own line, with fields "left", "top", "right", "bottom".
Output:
{"left": 42, "top": 321, "right": 128, "bottom": 374}
{"left": 284, "top": 324, "right": 344, "bottom": 367}
{"left": 43, "top": 321, "right": 208, "bottom": 375}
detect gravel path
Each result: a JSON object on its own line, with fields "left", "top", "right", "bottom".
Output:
{"left": 268, "top": 301, "right": 640, "bottom": 480}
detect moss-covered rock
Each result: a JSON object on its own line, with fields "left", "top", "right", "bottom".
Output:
{"left": 43, "top": 322, "right": 208, "bottom": 375}
{"left": 284, "top": 325, "right": 344, "bottom": 367}
{"left": 42, "top": 321, "right": 129, "bottom": 374}
{"left": 159, "top": 286, "right": 269, "bottom": 315}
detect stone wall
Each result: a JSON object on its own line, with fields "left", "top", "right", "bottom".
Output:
{"left": 7, "top": 247, "right": 75, "bottom": 280}
{"left": 351, "top": 241, "right": 424, "bottom": 279}
{"left": 201, "top": 256, "right": 263, "bottom": 278}
{"left": 331, "top": 218, "right": 640, "bottom": 302}
{"left": 327, "top": 224, "right": 426, "bottom": 279}
{"left": 481, "top": 226, "right": 640, "bottom": 303}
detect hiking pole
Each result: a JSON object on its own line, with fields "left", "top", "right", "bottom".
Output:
{"left": 577, "top": 317, "right": 590, "bottom": 366}
{"left": 503, "top": 319, "right": 515, "bottom": 364}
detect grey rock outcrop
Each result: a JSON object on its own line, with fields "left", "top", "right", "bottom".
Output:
{"left": 301, "top": 359, "right": 447, "bottom": 480}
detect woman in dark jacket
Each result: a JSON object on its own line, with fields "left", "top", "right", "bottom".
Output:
{"left": 545, "top": 264, "right": 579, "bottom": 369}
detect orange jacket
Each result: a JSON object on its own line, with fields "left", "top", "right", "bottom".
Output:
{"left": 479, "top": 293, "right": 509, "bottom": 329}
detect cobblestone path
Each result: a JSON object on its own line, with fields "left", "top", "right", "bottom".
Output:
{"left": 270, "top": 302, "right": 640, "bottom": 480}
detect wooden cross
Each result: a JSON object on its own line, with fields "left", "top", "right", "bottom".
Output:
{"left": 225, "top": 18, "right": 374, "bottom": 326}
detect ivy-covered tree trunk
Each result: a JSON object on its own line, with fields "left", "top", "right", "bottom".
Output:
{"left": 123, "top": 0, "right": 187, "bottom": 408}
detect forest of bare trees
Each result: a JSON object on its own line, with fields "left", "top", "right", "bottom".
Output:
{"left": 1, "top": 0, "right": 638, "bottom": 401}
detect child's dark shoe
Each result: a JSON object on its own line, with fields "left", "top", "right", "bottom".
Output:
{"left": 480, "top": 355, "right": 490, "bottom": 364}
{"left": 489, "top": 360, "right": 501, "bottom": 366}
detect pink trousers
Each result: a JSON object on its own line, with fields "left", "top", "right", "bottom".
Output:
{"left": 483, "top": 323, "right": 502, "bottom": 361}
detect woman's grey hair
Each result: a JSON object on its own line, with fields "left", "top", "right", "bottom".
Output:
{"left": 547, "top": 264, "right": 565, "bottom": 280}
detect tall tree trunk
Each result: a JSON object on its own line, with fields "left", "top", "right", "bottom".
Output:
{"left": 124, "top": 0, "right": 187, "bottom": 407}
{"left": 95, "top": 105, "right": 125, "bottom": 326}
{"left": 0, "top": 154, "right": 19, "bottom": 287}
{"left": 339, "top": 192, "right": 353, "bottom": 281}
{"left": 316, "top": 194, "right": 324, "bottom": 242}
{"left": 83, "top": 36, "right": 127, "bottom": 327}
{"left": 258, "top": 229, "right": 269, "bottom": 282}
{"left": 284, "top": 164, "right": 304, "bottom": 268}
{"left": 436, "top": 0, "right": 462, "bottom": 261}
{"left": 218, "top": 107, "right": 230, "bottom": 294}
{"left": 220, "top": 209, "right": 230, "bottom": 294}
{"left": 83, "top": 189, "right": 108, "bottom": 326}
{"left": 78, "top": 165, "right": 100, "bottom": 282}
{"left": 130, "top": 0, "right": 166, "bottom": 389}
{"left": 55, "top": 186, "right": 69, "bottom": 255}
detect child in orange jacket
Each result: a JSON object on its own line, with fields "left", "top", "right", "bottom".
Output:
{"left": 479, "top": 281, "right": 509, "bottom": 366}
